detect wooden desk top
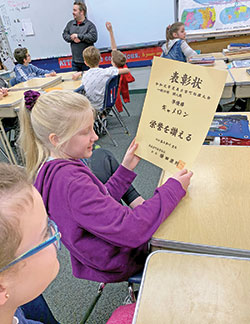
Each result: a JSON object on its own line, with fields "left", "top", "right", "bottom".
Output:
{"left": 11, "top": 76, "right": 62, "bottom": 90}
{"left": 225, "top": 52, "right": 250, "bottom": 62}
{"left": 193, "top": 52, "right": 226, "bottom": 60}
{"left": 133, "top": 251, "right": 250, "bottom": 324}
{"left": 212, "top": 60, "right": 228, "bottom": 70}
{"left": 58, "top": 79, "right": 81, "bottom": 90}
{"left": 230, "top": 67, "right": 250, "bottom": 85}
{"left": 153, "top": 145, "right": 250, "bottom": 252}
{"left": 0, "top": 90, "right": 26, "bottom": 108}
{"left": 211, "top": 61, "right": 234, "bottom": 86}
{"left": 0, "top": 90, "right": 26, "bottom": 118}
{"left": 58, "top": 71, "right": 76, "bottom": 80}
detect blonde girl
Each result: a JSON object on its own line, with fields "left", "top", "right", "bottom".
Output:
{"left": 161, "top": 22, "right": 197, "bottom": 62}
{"left": 19, "top": 90, "right": 193, "bottom": 283}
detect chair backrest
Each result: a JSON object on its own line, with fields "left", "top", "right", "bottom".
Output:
{"left": 9, "top": 77, "right": 18, "bottom": 87}
{"left": 74, "top": 84, "right": 86, "bottom": 95}
{"left": 102, "top": 75, "right": 120, "bottom": 110}
{"left": 0, "top": 77, "right": 9, "bottom": 88}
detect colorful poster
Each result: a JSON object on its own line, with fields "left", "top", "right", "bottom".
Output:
{"left": 135, "top": 57, "right": 227, "bottom": 173}
{"left": 179, "top": 0, "right": 250, "bottom": 35}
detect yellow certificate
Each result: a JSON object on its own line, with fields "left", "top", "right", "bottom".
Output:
{"left": 135, "top": 57, "right": 228, "bottom": 173}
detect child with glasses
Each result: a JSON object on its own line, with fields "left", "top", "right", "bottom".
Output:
{"left": 13, "top": 47, "right": 56, "bottom": 84}
{"left": 19, "top": 90, "right": 193, "bottom": 283}
{"left": 161, "top": 22, "right": 197, "bottom": 62}
{"left": 0, "top": 163, "right": 61, "bottom": 323}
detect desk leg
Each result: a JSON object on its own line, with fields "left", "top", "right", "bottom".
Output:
{"left": 0, "top": 119, "right": 17, "bottom": 165}
{"left": 246, "top": 98, "right": 250, "bottom": 112}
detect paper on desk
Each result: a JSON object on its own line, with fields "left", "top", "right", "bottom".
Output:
{"left": 135, "top": 56, "right": 227, "bottom": 174}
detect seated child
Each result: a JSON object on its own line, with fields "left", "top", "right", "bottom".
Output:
{"left": 80, "top": 46, "right": 129, "bottom": 111}
{"left": 14, "top": 47, "right": 56, "bottom": 84}
{"left": 18, "top": 90, "right": 193, "bottom": 283}
{"left": 0, "top": 163, "right": 60, "bottom": 323}
{"left": 161, "top": 22, "right": 197, "bottom": 62}
{"left": 105, "top": 21, "right": 135, "bottom": 112}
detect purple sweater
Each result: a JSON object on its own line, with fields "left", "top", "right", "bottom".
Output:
{"left": 34, "top": 159, "right": 185, "bottom": 283}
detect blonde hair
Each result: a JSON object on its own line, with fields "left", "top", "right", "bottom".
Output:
{"left": 83, "top": 46, "right": 100, "bottom": 68}
{"left": 166, "top": 22, "right": 184, "bottom": 47}
{"left": 112, "top": 50, "right": 126, "bottom": 68}
{"left": 19, "top": 90, "right": 94, "bottom": 181}
{"left": 0, "top": 163, "right": 32, "bottom": 275}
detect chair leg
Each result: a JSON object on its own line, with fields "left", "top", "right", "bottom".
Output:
{"left": 111, "top": 106, "right": 130, "bottom": 135}
{"left": 128, "top": 282, "right": 137, "bottom": 303}
{"left": 0, "top": 120, "right": 17, "bottom": 164}
{"left": 97, "top": 115, "right": 118, "bottom": 147}
{"left": 122, "top": 103, "right": 130, "bottom": 117}
{"left": 80, "top": 283, "right": 106, "bottom": 324}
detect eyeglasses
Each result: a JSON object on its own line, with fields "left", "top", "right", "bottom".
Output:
{"left": 0, "top": 219, "right": 61, "bottom": 273}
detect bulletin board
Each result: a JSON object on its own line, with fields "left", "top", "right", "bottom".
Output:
{"left": 179, "top": 0, "right": 250, "bottom": 37}
{"left": 0, "top": 0, "right": 73, "bottom": 59}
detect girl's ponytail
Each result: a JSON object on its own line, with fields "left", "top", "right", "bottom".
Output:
{"left": 18, "top": 97, "right": 49, "bottom": 181}
{"left": 165, "top": 22, "right": 185, "bottom": 48}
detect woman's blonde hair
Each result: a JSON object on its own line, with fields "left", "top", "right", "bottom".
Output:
{"left": 166, "top": 22, "right": 184, "bottom": 47}
{"left": 0, "top": 163, "right": 32, "bottom": 275}
{"left": 19, "top": 90, "right": 94, "bottom": 181}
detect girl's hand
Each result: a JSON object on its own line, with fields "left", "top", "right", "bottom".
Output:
{"left": 172, "top": 169, "right": 193, "bottom": 191}
{"left": 122, "top": 139, "right": 141, "bottom": 171}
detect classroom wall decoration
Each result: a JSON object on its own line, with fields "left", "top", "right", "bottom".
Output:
{"left": 0, "top": 0, "right": 73, "bottom": 59}
{"left": 179, "top": 0, "right": 250, "bottom": 36}
{"left": 0, "top": 0, "right": 176, "bottom": 60}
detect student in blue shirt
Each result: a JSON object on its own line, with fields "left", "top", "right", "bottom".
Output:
{"left": 13, "top": 48, "right": 56, "bottom": 84}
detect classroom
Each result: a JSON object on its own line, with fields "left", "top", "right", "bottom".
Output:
{"left": 1, "top": 0, "right": 250, "bottom": 323}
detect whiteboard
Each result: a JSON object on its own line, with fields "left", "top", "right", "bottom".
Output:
{"left": 0, "top": 0, "right": 73, "bottom": 59}
{"left": 179, "top": 0, "right": 250, "bottom": 37}
{"left": 0, "top": 0, "right": 176, "bottom": 60}
{"left": 86, "top": 0, "right": 176, "bottom": 49}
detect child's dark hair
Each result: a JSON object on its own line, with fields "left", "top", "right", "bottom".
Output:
{"left": 166, "top": 22, "right": 184, "bottom": 46}
{"left": 74, "top": 1, "right": 87, "bottom": 16}
{"left": 112, "top": 50, "right": 126, "bottom": 68}
{"left": 14, "top": 47, "right": 28, "bottom": 64}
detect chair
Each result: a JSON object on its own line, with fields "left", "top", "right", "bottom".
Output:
{"left": 9, "top": 77, "right": 18, "bottom": 87}
{"left": 0, "top": 77, "right": 20, "bottom": 164}
{"left": 79, "top": 272, "right": 142, "bottom": 324}
{"left": 98, "top": 75, "right": 130, "bottom": 146}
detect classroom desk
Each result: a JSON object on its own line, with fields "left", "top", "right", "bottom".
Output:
{"left": 0, "top": 90, "right": 27, "bottom": 164}
{"left": 11, "top": 76, "right": 62, "bottom": 90}
{"left": 190, "top": 60, "right": 233, "bottom": 99}
{"left": 225, "top": 52, "right": 250, "bottom": 62}
{"left": 211, "top": 60, "right": 234, "bottom": 99}
{"left": 150, "top": 145, "right": 250, "bottom": 258}
{"left": 58, "top": 71, "right": 76, "bottom": 80}
{"left": 230, "top": 68, "right": 250, "bottom": 110}
{"left": 133, "top": 250, "right": 250, "bottom": 324}
{"left": 56, "top": 79, "right": 81, "bottom": 90}
{"left": 193, "top": 52, "right": 226, "bottom": 60}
